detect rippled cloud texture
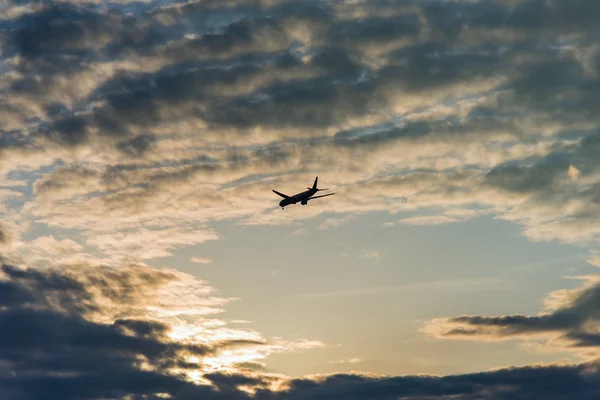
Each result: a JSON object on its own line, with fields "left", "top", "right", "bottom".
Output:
{"left": 3, "top": 0, "right": 600, "bottom": 398}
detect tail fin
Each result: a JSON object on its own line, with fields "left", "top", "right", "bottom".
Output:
{"left": 312, "top": 176, "right": 318, "bottom": 190}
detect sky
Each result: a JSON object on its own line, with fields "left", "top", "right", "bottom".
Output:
{"left": 2, "top": 0, "right": 600, "bottom": 398}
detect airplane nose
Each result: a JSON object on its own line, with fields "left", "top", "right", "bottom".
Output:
{"left": 279, "top": 200, "right": 284, "bottom": 206}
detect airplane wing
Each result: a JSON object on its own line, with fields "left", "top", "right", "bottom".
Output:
{"left": 307, "top": 193, "right": 335, "bottom": 201}
{"left": 272, "top": 189, "right": 290, "bottom": 199}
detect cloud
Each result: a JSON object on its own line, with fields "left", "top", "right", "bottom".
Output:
{"left": 0, "top": 261, "right": 597, "bottom": 399}
{"left": 257, "top": 362, "right": 600, "bottom": 400}
{"left": 300, "top": 277, "right": 506, "bottom": 300}
{"left": 318, "top": 215, "right": 355, "bottom": 230}
{"left": 0, "top": 222, "right": 13, "bottom": 247}
{"left": 398, "top": 215, "right": 459, "bottom": 226}
{"left": 328, "top": 358, "right": 362, "bottom": 365}
{"left": 191, "top": 257, "right": 213, "bottom": 264}
{"left": 396, "top": 208, "right": 482, "bottom": 226}
{"left": 0, "top": 261, "right": 328, "bottom": 399}
{"left": 4, "top": 0, "right": 600, "bottom": 397}
{"left": 289, "top": 228, "right": 308, "bottom": 236}
{"left": 423, "top": 272, "right": 600, "bottom": 358}
{"left": 568, "top": 165, "right": 581, "bottom": 181}
{"left": 86, "top": 227, "right": 219, "bottom": 262}
{"left": 0, "top": 263, "right": 218, "bottom": 398}
{"left": 359, "top": 249, "right": 381, "bottom": 262}
{"left": 5, "top": 0, "right": 600, "bottom": 253}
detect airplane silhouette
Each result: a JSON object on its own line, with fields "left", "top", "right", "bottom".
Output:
{"left": 273, "top": 177, "right": 335, "bottom": 210}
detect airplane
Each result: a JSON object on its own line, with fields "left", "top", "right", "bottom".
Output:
{"left": 273, "top": 177, "right": 335, "bottom": 210}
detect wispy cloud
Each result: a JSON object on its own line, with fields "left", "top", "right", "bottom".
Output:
{"left": 300, "top": 278, "right": 507, "bottom": 299}
{"left": 289, "top": 228, "right": 309, "bottom": 236}
{"left": 328, "top": 358, "right": 363, "bottom": 365}
{"left": 191, "top": 257, "right": 213, "bottom": 264}
{"left": 422, "top": 269, "right": 600, "bottom": 359}
{"left": 318, "top": 215, "right": 356, "bottom": 230}
{"left": 398, "top": 215, "right": 459, "bottom": 226}
{"left": 359, "top": 249, "right": 382, "bottom": 262}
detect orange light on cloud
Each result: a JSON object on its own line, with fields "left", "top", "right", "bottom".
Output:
{"left": 191, "top": 257, "right": 213, "bottom": 264}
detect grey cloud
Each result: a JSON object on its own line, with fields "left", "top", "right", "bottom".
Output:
{"left": 428, "top": 275, "right": 600, "bottom": 352}
{"left": 256, "top": 363, "right": 600, "bottom": 400}
{"left": 41, "top": 114, "right": 91, "bottom": 147}
{"left": 4, "top": 3, "right": 145, "bottom": 76}
{"left": 0, "top": 263, "right": 262, "bottom": 400}
{"left": 482, "top": 129, "right": 600, "bottom": 207}
{"left": 163, "top": 16, "right": 292, "bottom": 61}
{"left": 4, "top": 260, "right": 600, "bottom": 400}
{"left": 88, "top": 43, "right": 367, "bottom": 133}
{"left": 423, "top": 0, "right": 600, "bottom": 41}
{"left": 116, "top": 133, "right": 157, "bottom": 156}
{"left": 326, "top": 14, "right": 420, "bottom": 45}
{"left": 7, "top": 4, "right": 108, "bottom": 57}
{"left": 378, "top": 42, "right": 504, "bottom": 93}
{"left": 333, "top": 115, "right": 520, "bottom": 148}
{"left": 33, "top": 165, "right": 101, "bottom": 199}
{"left": 504, "top": 0, "right": 600, "bottom": 39}
{"left": 0, "top": 223, "right": 12, "bottom": 246}
{"left": 113, "top": 317, "right": 170, "bottom": 338}
{"left": 497, "top": 53, "right": 600, "bottom": 126}
{"left": 9, "top": 0, "right": 600, "bottom": 161}
{"left": 484, "top": 153, "right": 572, "bottom": 195}
{"left": 0, "top": 263, "right": 173, "bottom": 315}
{"left": 204, "top": 74, "right": 374, "bottom": 130}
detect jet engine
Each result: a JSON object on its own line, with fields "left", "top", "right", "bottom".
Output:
{"left": 301, "top": 200, "right": 307, "bottom": 205}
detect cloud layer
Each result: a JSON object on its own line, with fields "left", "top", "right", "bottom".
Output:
{"left": 424, "top": 274, "right": 600, "bottom": 359}
{"left": 0, "top": 262, "right": 325, "bottom": 399}
{"left": 3, "top": 0, "right": 600, "bottom": 398}
{"left": 1, "top": 0, "right": 600, "bottom": 253}
{"left": 0, "top": 261, "right": 599, "bottom": 400}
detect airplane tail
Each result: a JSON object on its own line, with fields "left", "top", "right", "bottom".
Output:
{"left": 308, "top": 176, "right": 329, "bottom": 191}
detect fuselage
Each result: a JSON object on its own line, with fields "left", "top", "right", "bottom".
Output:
{"left": 279, "top": 188, "right": 317, "bottom": 207}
